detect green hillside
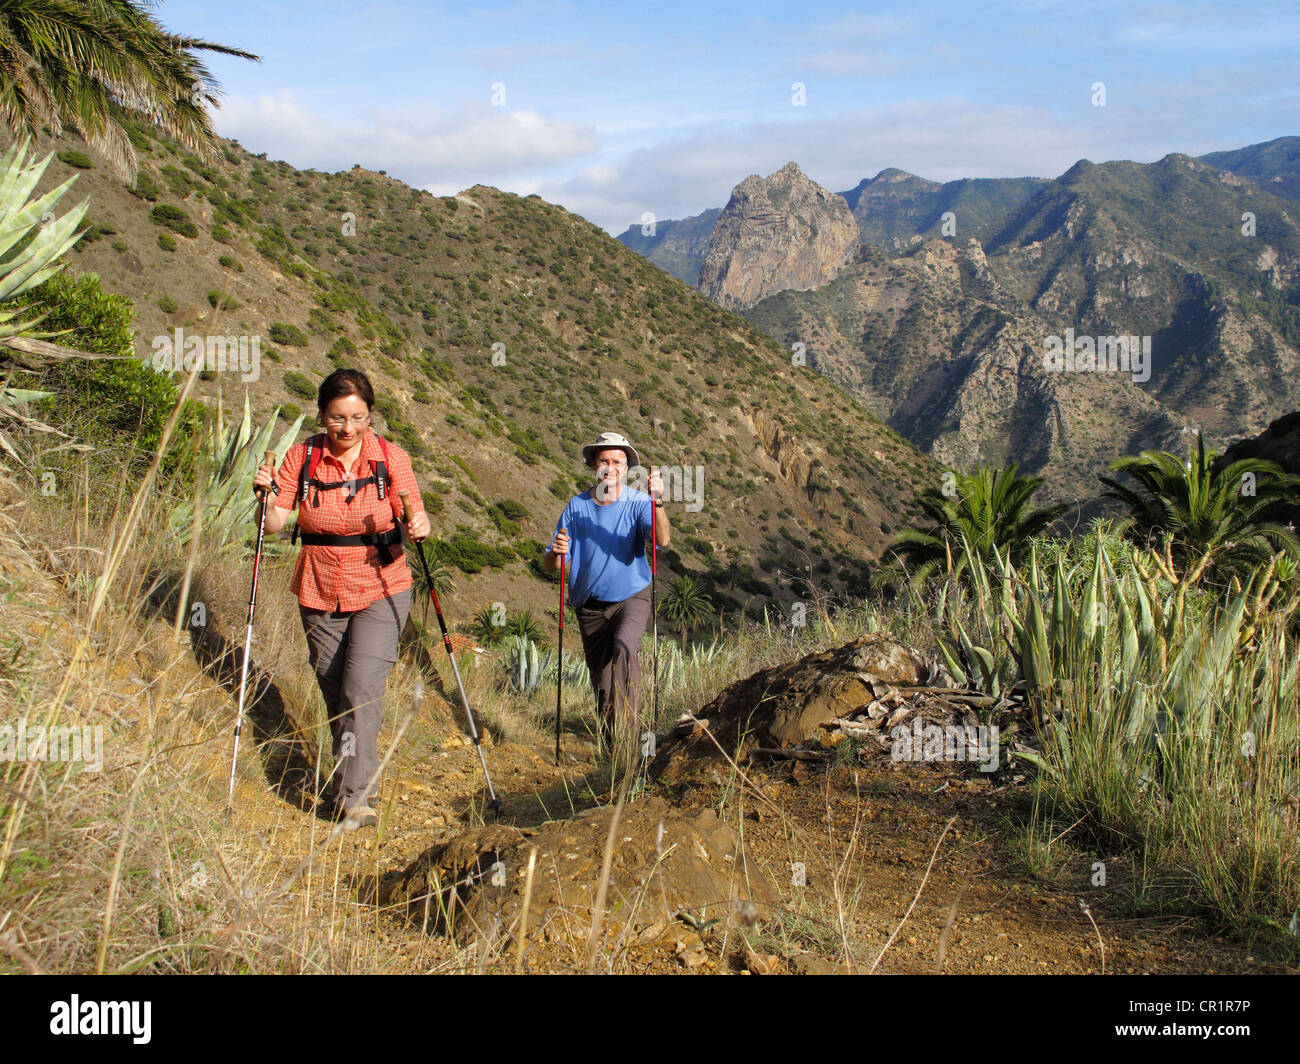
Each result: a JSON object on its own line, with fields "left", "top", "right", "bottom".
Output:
{"left": 13, "top": 124, "right": 941, "bottom": 627}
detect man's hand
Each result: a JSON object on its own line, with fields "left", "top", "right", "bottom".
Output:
{"left": 648, "top": 467, "right": 664, "bottom": 501}
{"left": 549, "top": 529, "right": 570, "bottom": 556}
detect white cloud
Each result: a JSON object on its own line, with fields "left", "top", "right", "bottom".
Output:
{"left": 532, "top": 92, "right": 1258, "bottom": 233}
{"left": 213, "top": 88, "right": 598, "bottom": 187}
{"left": 801, "top": 50, "right": 910, "bottom": 78}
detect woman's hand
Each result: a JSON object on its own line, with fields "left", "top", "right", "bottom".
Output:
{"left": 407, "top": 509, "right": 431, "bottom": 541}
{"left": 253, "top": 462, "right": 276, "bottom": 497}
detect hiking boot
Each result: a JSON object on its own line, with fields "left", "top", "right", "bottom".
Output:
{"left": 341, "top": 803, "right": 378, "bottom": 831}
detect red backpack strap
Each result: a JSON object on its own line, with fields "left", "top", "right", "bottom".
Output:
{"left": 298, "top": 433, "right": 325, "bottom": 504}
{"left": 372, "top": 434, "right": 404, "bottom": 525}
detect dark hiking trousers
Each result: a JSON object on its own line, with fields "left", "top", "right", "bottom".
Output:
{"left": 576, "top": 584, "right": 652, "bottom": 756}
{"left": 299, "top": 589, "right": 411, "bottom": 810}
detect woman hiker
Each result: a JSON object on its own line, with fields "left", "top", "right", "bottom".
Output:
{"left": 252, "top": 368, "right": 430, "bottom": 829}
{"left": 544, "top": 432, "right": 669, "bottom": 763}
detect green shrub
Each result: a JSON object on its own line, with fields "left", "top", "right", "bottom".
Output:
{"left": 211, "top": 223, "right": 232, "bottom": 243}
{"left": 431, "top": 532, "right": 516, "bottom": 574}
{"left": 307, "top": 308, "right": 337, "bottom": 334}
{"left": 279, "top": 402, "right": 303, "bottom": 422}
{"left": 207, "top": 291, "right": 239, "bottom": 309}
{"left": 157, "top": 233, "right": 177, "bottom": 251}
{"left": 487, "top": 505, "right": 520, "bottom": 537}
{"left": 57, "top": 149, "right": 93, "bottom": 169}
{"left": 8, "top": 273, "right": 202, "bottom": 483}
{"left": 160, "top": 165, "right": 195, "bottom": 199}
{"left": 217, "top": 254, "right": 241, "bottom": 271}
{"left": 268, "top": 322, "right": 309, "bottom": 347}
{"left": 130, "top": 172, "right": 159, "bottom": 201}
{"left": 283, "top": 371, "right": 316, "bottom": 400}
{"left": 150, "top": 204, "right": 198, "bottom": 238}
{"left": 124, "top": 123, "right": 152, "bottom": 151}
{"left": 326, "top": 337, "right": 356, "bottom": 367}
{"left": 156, "top": 295, "right": 178, "bottom": 314}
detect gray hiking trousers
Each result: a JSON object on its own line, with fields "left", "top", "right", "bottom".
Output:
{"left": 299, "top": 589, "right": 411, "bottom": 810}
{"left": 576, "top": 584, "right": 652, "bottom": 755}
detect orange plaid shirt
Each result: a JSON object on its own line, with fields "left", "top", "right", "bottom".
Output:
{"left": 273, "top": 430, "right": 424, "bottom": 611}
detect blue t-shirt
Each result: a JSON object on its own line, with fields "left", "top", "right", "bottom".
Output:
{"left": 554, "top": 489, "right": 654, "bottom": 606}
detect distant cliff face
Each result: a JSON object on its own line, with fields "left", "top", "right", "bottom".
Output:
{"left": 615, "top": 208, "right": 721, "bottom": 286}
{"left": 697, "top": 162, "right": 858, "bottom": 309}
{"left": 1216, "top": 410, "right": 1300, "bottom": 530}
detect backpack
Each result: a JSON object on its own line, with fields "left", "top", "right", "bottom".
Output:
{"left": 290, "top": 432, "right": 406, "bottom": 563}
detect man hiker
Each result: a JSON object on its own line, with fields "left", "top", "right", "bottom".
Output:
{"left": 252, "top": 368, "right": 430, "bottom": 829}
{"left": 544, "top": 432, "right": 669, "bottom": 761}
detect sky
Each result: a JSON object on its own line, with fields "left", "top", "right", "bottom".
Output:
{"left": 160, "top": 0, "right": 1300, "bottom": 234}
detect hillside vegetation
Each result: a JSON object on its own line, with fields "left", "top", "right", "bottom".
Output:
{"left": 16, "top": 125, "right": 941, "bottom": 630}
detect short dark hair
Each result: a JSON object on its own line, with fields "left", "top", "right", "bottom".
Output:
{"left": 317, "top": 368, "right": 374, "bottom": 417}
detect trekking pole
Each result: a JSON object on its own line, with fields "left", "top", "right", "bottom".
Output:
{"left": 554, "top": 529, "right": 567, "bottom": 766}
{"left": 228, "top": 450, "right": 276, "bottom": 809}
{"left": 401, "top": 491, "right": 502, "bottom": 817}
{"left": 650, "top": 467, "right": 659, "bottom": 731}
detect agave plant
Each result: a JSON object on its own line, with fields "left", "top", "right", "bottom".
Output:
{"left": 167, "top": 391, "right": 304, "bottom": 553}
{"left": 934, "top": 529, "right": 1300, "bottom": 951}
{"left": 0, "top": 140, "right": 88, "bottom": 315}
{"left": 504, "top": 635, "right": 554, "bottom": 696}
{"left": 0, "top": 140, "right": 92, "bottom": 460}
{"left": 934, "top": 529, "right": 1299, "bottom": 776}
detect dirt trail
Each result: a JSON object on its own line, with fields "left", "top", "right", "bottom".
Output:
{"left": 222, "top": 702, "right": 1266, "bottom": 975}
{"left": 5, "top": 545, "right": 1269, "bottom": 975}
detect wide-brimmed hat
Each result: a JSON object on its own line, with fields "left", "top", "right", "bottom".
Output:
{"left": 581, "top": 431, "right": 639, "bottom": 469}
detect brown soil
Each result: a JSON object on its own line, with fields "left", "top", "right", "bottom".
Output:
{"left": 223, "top": 704, "right": 1273, "bottom": 975}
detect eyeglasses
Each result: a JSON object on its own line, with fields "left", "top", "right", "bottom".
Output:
{"left": 324, "top": 413, "right": 371, "bottom": 427}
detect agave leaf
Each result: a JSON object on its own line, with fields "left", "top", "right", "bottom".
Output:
{"left": 1019, "top": 596, "right": 1049, "bottom": 693}
{"left": 1, "top": 386, "right": 53, "bottom": 403}
{"left": 936, "top": 637, "right": 967, "bottom": 685}
{"left": 1051, "top": 555, "right": 1075, "bottom": 646}
{"left": 1011, "top": 746, "right": 1057, "bottom": 781}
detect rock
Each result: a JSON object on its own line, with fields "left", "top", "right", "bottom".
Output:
{"left": 651, "top": 635, "right": 937, "bottom": 786}
{"left": 698, "top": 162, "right": 859, "bottom": 309}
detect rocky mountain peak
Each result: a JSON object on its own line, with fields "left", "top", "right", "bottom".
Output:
{"left": 697, "top": 164, "right": 859, "bottom": 309}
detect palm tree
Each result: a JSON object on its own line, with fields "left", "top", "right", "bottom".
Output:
{"left": 660, "top": 574, "right": 713, "bottom": 652}
{"left": 410, "top": 540, "right": 455, "bottom": 630}
{"left": 0, "top": 0, "right": 258, "bottom": 180}
{"left": 504, "top": 608, "right": 546, "bottom": 646}
{"left": 889, "top": 463, "right": 1067, "bottom": 583}
{"left": 1101, "top": 432, "right": 1300, "bottom": 586}
{"left": 470, "top": 604, "right": 506, "bottom": 647}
